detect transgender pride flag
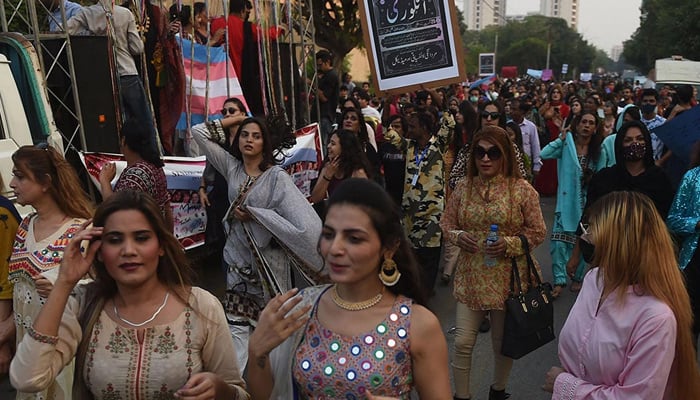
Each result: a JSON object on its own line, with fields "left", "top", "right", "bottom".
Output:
{"left": 176, "top": 37, "right": 249, "bottom": 130}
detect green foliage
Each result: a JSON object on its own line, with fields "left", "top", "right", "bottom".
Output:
{"left": 296, "top": 0, "right": 363, "bottom": 67}
{"left": 459, "top": 15, "right": 605, "bottom": 76}
{"left": 623, "top": 0, "right": 700, "bottom": 73}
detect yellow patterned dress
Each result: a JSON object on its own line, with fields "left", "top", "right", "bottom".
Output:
{"left": 440, "top": 176, "right": 547, "bottom": 309}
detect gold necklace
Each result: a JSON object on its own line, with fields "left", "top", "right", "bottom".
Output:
{"left": 331, "top": 285, "right": 383, "bottom": 311}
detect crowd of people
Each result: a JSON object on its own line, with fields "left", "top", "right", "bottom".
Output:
{"left": 3, "top": 1, "right": 700, "bottom": 399}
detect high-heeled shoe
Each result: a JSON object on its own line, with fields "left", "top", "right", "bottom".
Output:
{"left": 488, "top": 386, "right": 511, "bottom": 400}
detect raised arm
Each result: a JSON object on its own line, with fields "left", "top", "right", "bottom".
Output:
{"left": 540, "top": 132, "right": 566, "bottom": 160}
{"left": 247, "top": 289, "right": 311, "bottom": 400}
{"left": 192, "top": 116, "right": 246, "bottom": 178}
{"left": 10, "top": 224, "right": 103, "bottom": 392}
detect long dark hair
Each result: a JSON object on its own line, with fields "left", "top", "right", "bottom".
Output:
{"left": 325, "top": 178, "right": 427, "bottom": 305}
{"left": 331, "top": 130, "right": 373, "bottom": 179}
{"left": 506, "top": 121, "right": 524, "bottom": 152}
{"left": 230, "top": 117, "right": 278, "bottom": 171}
{"left": 572, "top": 110, "right": 603, "bottom": 163}
{"left": 121, "top": 118, "right": 164, "bottom": 167}
{"left": 455, "top": 100, "right": 478, "bottom": 149}
{"left": 92, "top": 190, "right": 194, "bottom": 304}
{"left": 340, "top": 107, "right": 371, "bottom": 147}
{"left": 12, "top": 145, "right": 93, "bottom": 219}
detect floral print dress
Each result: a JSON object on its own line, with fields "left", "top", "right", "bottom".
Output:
{"left": 440, "top": 176, "right": 547, "bottom": 309}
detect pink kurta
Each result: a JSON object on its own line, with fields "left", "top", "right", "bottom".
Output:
{"left": 553, "top": 268, "right": 676, "bottom": 399}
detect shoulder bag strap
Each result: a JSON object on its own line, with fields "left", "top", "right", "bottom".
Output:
{"left": 518, "top": 235, "right": 543, "bottom": 287}
{"left": 509, "top": 254, "right": 524, "bottom": 296}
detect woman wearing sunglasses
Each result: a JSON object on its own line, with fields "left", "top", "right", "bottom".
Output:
{"left": 541, "top": 111, "right": 606, "bottom": 297}
{"left": 441, "top": 126, "right": 547, "bottom": 400}
{"left": 445, "top": 101, "right": 527, "bottom": 295}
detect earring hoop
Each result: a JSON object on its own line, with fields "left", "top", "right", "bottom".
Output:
{"left": 378, "top": 258, "right": 401, "bottom": 286}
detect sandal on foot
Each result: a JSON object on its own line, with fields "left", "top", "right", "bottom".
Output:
{"left": 551, "top": 284, "right": 565, "bottom": 299}
{"left": 440, "top": 273, "right": 451, "bottom": 285}
{"left": 570, "top": 281, "right": 582, "bottom": 293}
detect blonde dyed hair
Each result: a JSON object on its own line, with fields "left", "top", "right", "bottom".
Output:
{"left": 588, "top": 191, "right": 700, "bottom": 398}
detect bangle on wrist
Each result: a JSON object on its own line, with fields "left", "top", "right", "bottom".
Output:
{"left": 199, "top": 185, "right": 207, "bottom": 191}
{"left": 322, "top": 175, "right": 332, "bottom": 181}
{"left": 27, "top": 326, "right": 59, "bottom": 345}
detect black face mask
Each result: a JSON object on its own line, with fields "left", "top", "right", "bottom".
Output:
{"left": 580, "top": 239, "right": 595, "bottom": 264}
{"left": 622, "top": 141, "right": 646, "bottom": 162}
{"left": 640, "top": 103, "right": 656, "bottom": 115}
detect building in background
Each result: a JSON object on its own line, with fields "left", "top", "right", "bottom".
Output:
{"left": 462, "top": 0, "right": 508, "bottom": 31}
{"left": 610, "top": 45, "right": 623, "bottom": 62}
{"left": 540, "top": 0, "right": 579, "bottom": 30}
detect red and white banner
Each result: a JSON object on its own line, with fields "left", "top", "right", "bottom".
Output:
{"left": 80, "top": 152, "right": 207, "bottom": 249}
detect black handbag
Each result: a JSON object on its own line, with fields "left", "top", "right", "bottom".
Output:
{"left": 501, "top": 235, "right": 555, "bottom": 359}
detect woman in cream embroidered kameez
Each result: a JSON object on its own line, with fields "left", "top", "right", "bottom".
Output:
{"left": 10, "top": 190, "right": 249, "bottom": 399}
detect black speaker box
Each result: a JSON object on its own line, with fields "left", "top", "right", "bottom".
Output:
{"left": 42, "top": 36, "right": 120, "bottom": 153}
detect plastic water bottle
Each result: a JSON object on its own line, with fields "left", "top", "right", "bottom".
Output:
{"left": 484, "top": 224, "right": 499, "bottom": 267}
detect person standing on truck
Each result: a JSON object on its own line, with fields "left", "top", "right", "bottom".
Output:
{"left": 66, "top": 0, "right": 159, "bottom": 155}
{"left": 41, "top": 0, "right": 82, "bottom": 32}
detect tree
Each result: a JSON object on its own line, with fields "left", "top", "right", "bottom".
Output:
{"left": 296, "top": 0, "right": 363, "bottom": 68}
{"left": 459, "top": 15, "right": 604, "bottom": 77}
{"left": 623, "top": 0, "right": 700, "bottom": 73}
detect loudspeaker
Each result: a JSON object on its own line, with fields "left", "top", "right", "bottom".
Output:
{"left": 42, "top": 36, "right": 120, "bottom": 153}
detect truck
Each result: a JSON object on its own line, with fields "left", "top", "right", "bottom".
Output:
{"left": 0, "top": 33, "right": 64, "bottom": 211}
{"left": 655, "top": 56, "right": 700, "bottom": 86}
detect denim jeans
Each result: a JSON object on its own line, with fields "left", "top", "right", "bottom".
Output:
{"left": 119, "top": 75, "right": 158, "bottom": 154}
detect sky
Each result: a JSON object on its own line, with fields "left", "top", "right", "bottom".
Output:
{"left": 458, "top": 0, "right": 643, "bottom": 55}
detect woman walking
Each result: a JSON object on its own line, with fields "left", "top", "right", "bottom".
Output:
{"left": 541, "top": 111, "right": 606, "bottom": 296}
{"left": 441, "top": 126, "right": 546, "bottom": 400}
{"left": 247, "top": 178, "right": 451, "bottom": 399}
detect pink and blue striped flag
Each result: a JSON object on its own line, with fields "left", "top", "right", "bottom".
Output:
{"left": 176, "top": 37, "right": 249, "bottom": 130}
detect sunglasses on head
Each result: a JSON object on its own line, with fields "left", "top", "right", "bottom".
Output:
{"left": 221, "top": 107, "right": 240, "bottom": 115}
{"left": 481, "top": 111, "right": 501, "bottom": 120}
{"left": 474, "top": 145, "right": 502, "bottom": 160}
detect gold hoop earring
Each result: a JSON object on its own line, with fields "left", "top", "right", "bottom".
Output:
{"left": 379, "top": 258, "right": 401, "bottom": 286}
